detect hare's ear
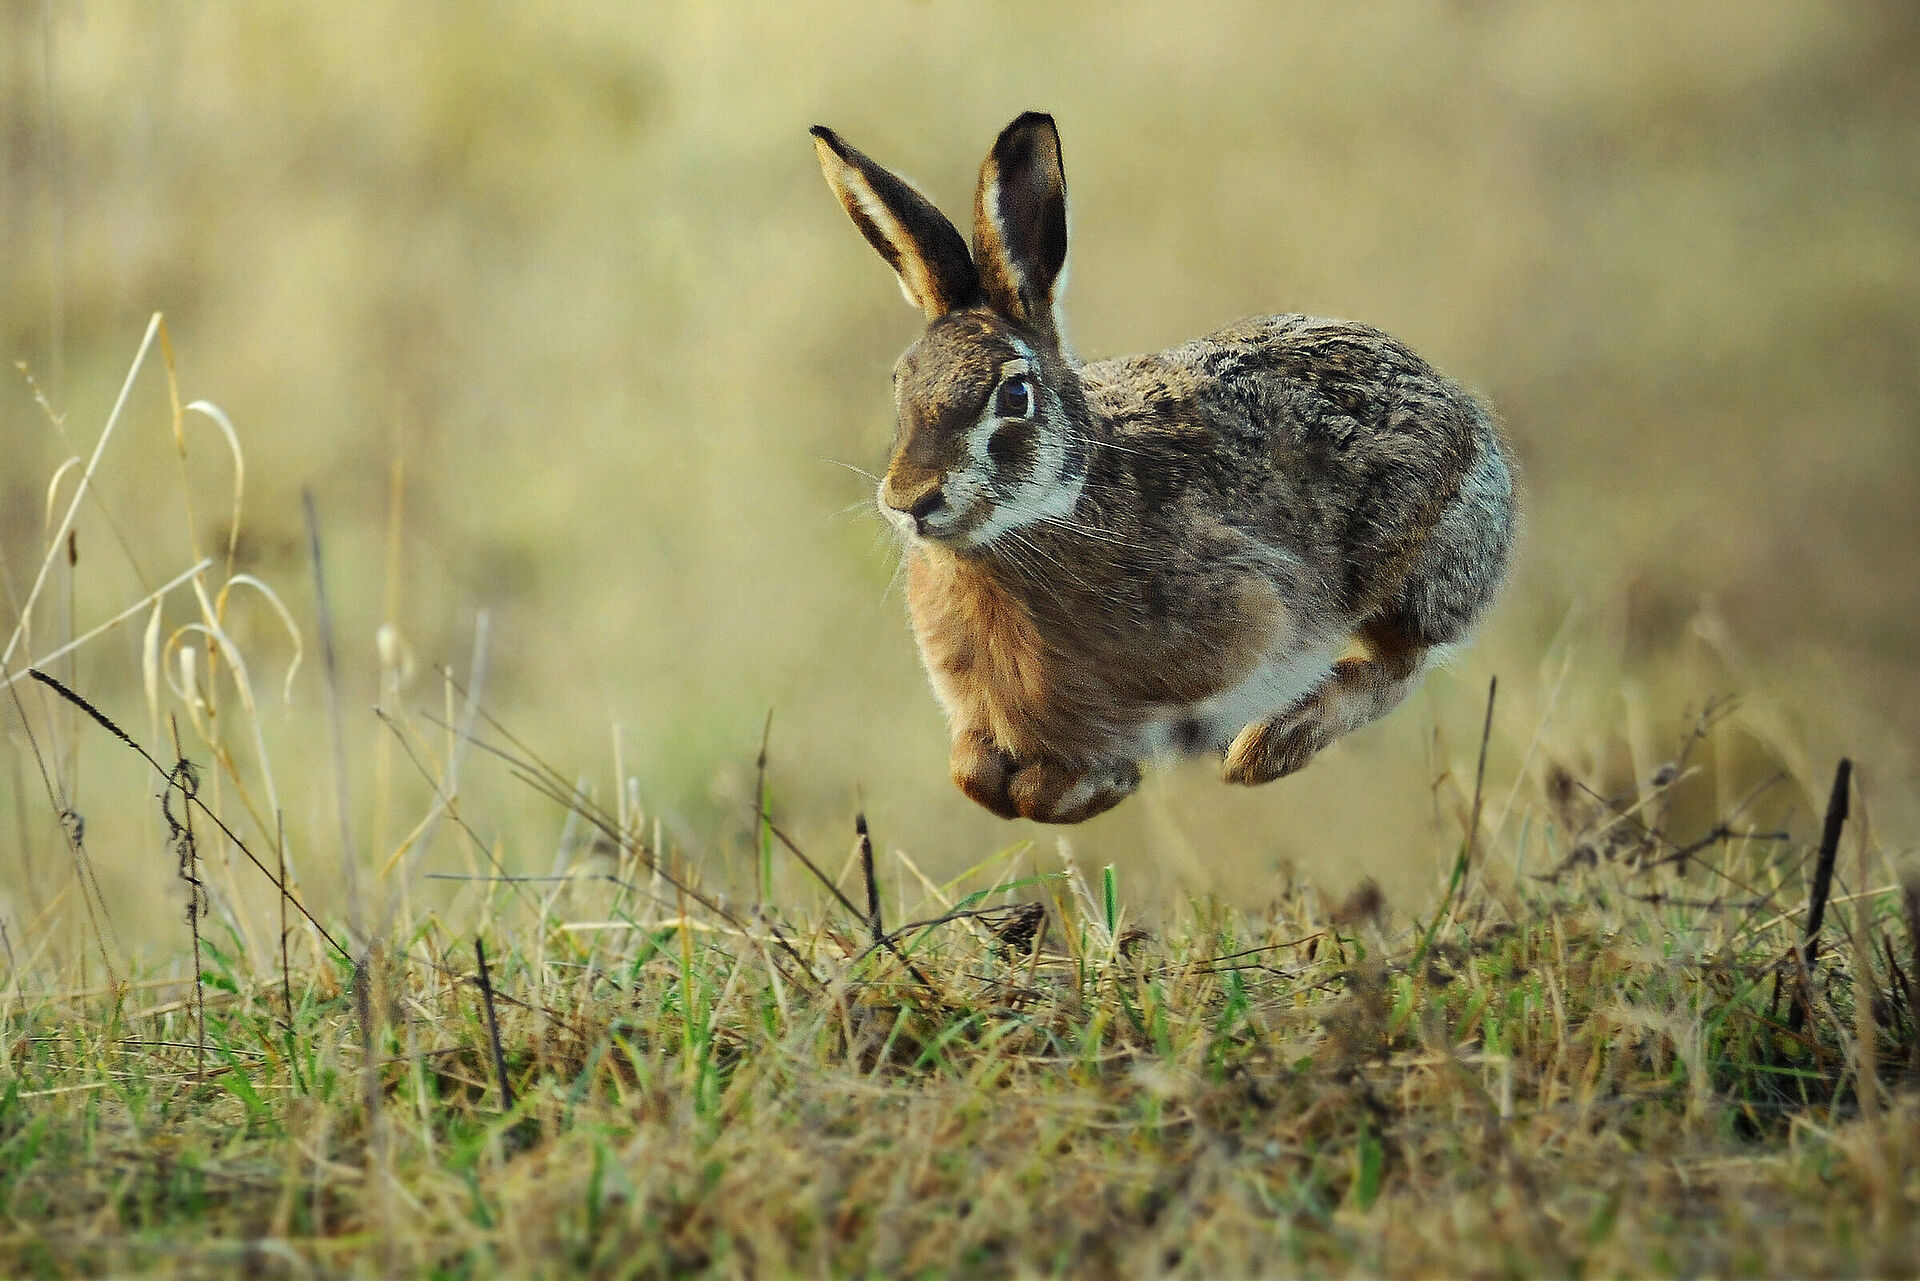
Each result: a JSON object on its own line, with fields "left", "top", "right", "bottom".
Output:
{"left": 812, "top": 125, "right": 980, "bottom": 319}
{"left": 972, "top": 112, "right": 1068, "bottom": 343}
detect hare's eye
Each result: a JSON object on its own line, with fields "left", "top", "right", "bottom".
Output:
{"left": 994, "top": 376, "right": 1033, "bottom": 420}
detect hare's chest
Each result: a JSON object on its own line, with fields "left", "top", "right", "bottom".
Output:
{"left": 905, "top": 554, "right": 1062, "bottom": 744}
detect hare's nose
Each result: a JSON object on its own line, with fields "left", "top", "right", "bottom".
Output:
{"left": 883, "top": 477, "right": 948, "bottom": 534}
{"left": 904, "top": 487, "right": 945, "bottom": 523}
{"left": 885, "top": 479, "right": 945, "bottom": 525}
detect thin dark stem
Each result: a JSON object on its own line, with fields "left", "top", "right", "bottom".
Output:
{"left": 755, "top": 709, "right": 774, "bottom": 902}
{"left": 26, "top": 668, "right": 350, "bottom": 962}
{"left": 1802, "top": 758, "right": 1852, "bottom": 959}
{"left": 764, "top": 817, "right": 934, "bottom": 991}
{"left": 1465, "top": 675, "right": 1497, "bottom": 873}
{"left": 165, "top": 715, "right": 206, "bottom": 1084}
{"left": 1789, "top": 757, "right": 1851, "bottom": 1035}
{"left": 858, "top": 812, "right": 882, "bottom": 943}
{"left": 277, "top": 809, "right": 293, "bottom": 1029}
{"left": 1415, "top": 675, "right": 1496, "bottom": 967}
{"left": 475, "top": 939, "right": 515, "bottom": 1113}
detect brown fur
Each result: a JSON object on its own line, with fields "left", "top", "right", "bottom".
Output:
{"left": 908, "top": 541, "right": 1279, "bottom": 766}
{"left": 814, "top": 114, "right": 1516, "bottom": 823}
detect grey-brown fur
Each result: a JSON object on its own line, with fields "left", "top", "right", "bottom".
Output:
{"left": 814, "top": 114, "right": 1516, "bottom": 823}
{"left": 1079, "top": 315, "right": 1512, "bottom": 644}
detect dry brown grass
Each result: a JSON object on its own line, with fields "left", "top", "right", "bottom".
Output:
{"left": 3, "top": 722, "right": 1917, "bottom": 1277}
{"left": 1, "top": 344, "right": 1915, "bottom": 1271}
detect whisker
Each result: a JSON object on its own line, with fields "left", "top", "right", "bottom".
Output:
{"left": 882, "top": 555, "right": 908, "bottom": 603}
{"left": 871, "top": 535, "right": 909, "bottom": 604}
{"left": 999, "top": 528, "right": 1103, "bottom": 597}
{"left": 1033, "top": 512, "right": 1151, "bottom": 553}
{"left": 818, "top": 457, "right": 883, "bottom": 483}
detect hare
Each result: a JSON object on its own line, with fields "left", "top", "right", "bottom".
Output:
{"left": 813, "top": 112, "right": 1514, "bottom": 824}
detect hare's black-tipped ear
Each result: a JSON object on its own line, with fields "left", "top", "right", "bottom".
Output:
{"left": 972, "top": 112, "right": 1068, "bottom": 343}
{"left": 812, "top": 125, "right": 980, "bottom": 319}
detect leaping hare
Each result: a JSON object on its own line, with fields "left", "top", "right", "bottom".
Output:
{"left": 813, "top": 112, "right": 1514, "bottom": 824}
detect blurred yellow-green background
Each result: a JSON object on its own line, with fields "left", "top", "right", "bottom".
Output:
{"left": 4, "top": 2, "right": 1917, "bottom": 953}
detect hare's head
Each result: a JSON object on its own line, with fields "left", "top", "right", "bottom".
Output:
{"left": 814, "top": 113, "right": 1090, "bottom": 548}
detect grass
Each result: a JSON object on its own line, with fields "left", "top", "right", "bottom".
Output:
{"left": 4, "top": 329, "right": 1919, "bottom": 1275}
{"left": 3, "top": 747, "right": 1918, "bottom": 1278}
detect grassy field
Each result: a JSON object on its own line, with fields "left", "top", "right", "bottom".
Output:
{"left": 5, "top": 3, "right": 1920, "bottom": 1277}
{"left": 4, "top": 625, "right": 1918, "bottom": 1275}
{"left": 0, "top": 334, "right": 1915, "bottom": 1276}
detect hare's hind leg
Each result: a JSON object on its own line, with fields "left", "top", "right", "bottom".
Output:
{"left": 1222, "top": 616, "right": 1428, "bottom": 786}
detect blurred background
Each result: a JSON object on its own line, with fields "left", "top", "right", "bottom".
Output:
{"left": 3, "top": 1, "right": 1916, "bottom": 956}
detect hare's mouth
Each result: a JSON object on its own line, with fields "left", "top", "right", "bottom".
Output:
{"left": 881, "top": 494, "right": 994, "bottom": 548}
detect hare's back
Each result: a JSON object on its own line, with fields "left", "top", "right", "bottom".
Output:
{"left": 1088, "top": 315, "right": 1510, "bottom": 632}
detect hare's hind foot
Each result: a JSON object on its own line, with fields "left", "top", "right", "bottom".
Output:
{"left": 952, "top": 732, "right": 1139, "bottom": 823}
{"left": 1222, "top": 619, "right": 1430, "bottom": 787}
{"left": 1222, "top": 715, "right": 1322, "bottom": 785}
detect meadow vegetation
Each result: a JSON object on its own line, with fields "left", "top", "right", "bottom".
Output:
{"left": 4, "top": 3, "right": 1920, "bottom": 1277}
{"left": 1, "top": 317, "right": 1915, "bottom": 1278}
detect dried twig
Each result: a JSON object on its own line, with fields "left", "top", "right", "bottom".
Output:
{"left": 858, "top": 812, "right": 882, "bottom": 943}
{"left": 755, "top": 709, "right": 774, "bottom": 902}
{"left": 1416, "top": 675, "right": 1496, "bottom": 966}
{"left": 276, "top": 809, "right": 293, "bottom": 1028}
{"left": 1903, "top": 874, "right": 1920, "bottom": 1087}
{"left": 163, "top": 716, "right": 206, "bottom": 1082}
{"left": 474, "top": 939, "right": 515, "bottom": 1113}
{"left": 1789, "top": 758, "right": 1851, "bottom": 1034}
{"left": 765, "top": 816, "right": 935, "bottom": 992}
{"left": 26, "top": 668, "right": 348, "bottom": 960}
{"left": 1466, "top": 674, "right": 1497, "bottom": 872}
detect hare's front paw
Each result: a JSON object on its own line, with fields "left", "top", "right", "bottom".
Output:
{"left": 951, "top": 734, "right": 1138, "bottom": 823}
{"left": 1008, "top": 757, "right": 1140, "bottom": 824}
{"left": 1221, "top": 710, "right": 1325, "bottom": 786}
{"left": 952, "top": 733, "right": 1021, "bottom": 820}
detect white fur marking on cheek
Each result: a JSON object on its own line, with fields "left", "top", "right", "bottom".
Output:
{"left": 961, "top": 337, "right": 1079, "bottom": 547}
{"left": 965, "top": 408, "right": 997, "bottom": 471}
{"left": 965, "top": 433, "right": 1082, "bottom": 545}
{"left": 945, "top": 471, "right": 985, "bottom": 515}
